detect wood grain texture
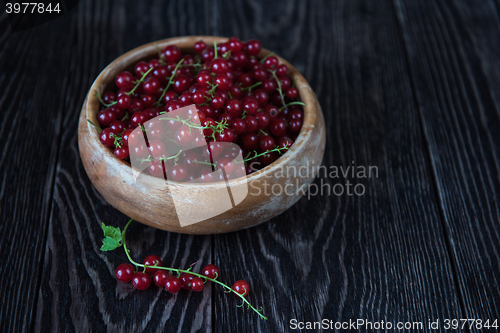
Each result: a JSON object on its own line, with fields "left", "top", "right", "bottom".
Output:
{"left": 1, "top": 0, "right": 499, "bottom": 332}
{"left": 395, "top": 0, "right": 500, "bottom": 327}
{"left": 0, "top": 12, "right": 66, "bottom": 333}
{"left": 33, "top": 1, "right": 213, "bottom": 332}
{"left": 212, "top": 0, "right": 463, "bottom": 331}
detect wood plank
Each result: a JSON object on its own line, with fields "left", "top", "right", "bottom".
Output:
{"left": 34, "top": 0, "right": 214, "bottom": 331}
{"left": 0, "top": 13, "right": 67, "bottom": 333}
{"left": 212, "top": 0, "right": 464, "bottom": 331}
{"left": 395, "top": 0, "right": 500, "bottom": 327}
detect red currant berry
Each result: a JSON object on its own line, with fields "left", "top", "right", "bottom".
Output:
{"left": 103, "top": 91, "right": 116, "bottom": 104}
{"left": 99, "top": 128, "right": 116, "bottom": 147}
{"left": 132, "top": 272, "right": 152, "bottom": 290}
{"left": 191, "top": 277, "right": 204, "bottom": 292}
{"left": 202, "top": 264, "right": 219, "bottom": 279}
{"left": 142, "top": 255, "right": 162, "bottom": 274}
{"left": 148, "top": 140, "right": 166, "bottom": 158}
{"left": 135, "top": 61, "right": 150, "bottom": 77}
{"left": 97, "top": 109, "right": 117, "bottom": 127}
{"left": 121, "top": 129, "right": 133, "bottom": 147}
{"left": 270, "top": 118, "right": 287, "bottom": 136}
{"left": 260, "top": 135, "right": 275, "bottom": 151}
{"left": 276, "top": 64, "right": 288, "bottom": 76}
{"left": 256, "top": 112, "right": 270, "bottom": 129}
{"left": 129, "top": 98, "right": 145, "bottom": 113}
{"left": 180, "top": 273, "right": 195, "bottom": 289}
{"left": 162, "top": 45, "right": 181, "bottom": 62}
{"left": 236, "top": 73, "right": 253, "bottom": 88}
{"left": 228, "top": 37, "right": 243, "bottom": 52}
{"left": 232, "top": 51, "right": 247, "bottom": 68}
{"left": 115, "top": 71, "right": 135, "bottom": 90}
{"left": 217, "top": 157, "right": 236, "bottom": 174}
{"left": 231, "top": 118, "right": 246, "bottom": 134}
{"left": 117, "top": 94, "right": 132, "bottom": 109}
{"left": 242, "top": 97, "right": 259, "bottom": 115}
{"left": 244, "top": 116, "right": 258, "bottom": 132}
{"left": 253, "top": 89, "right": 269, "bottom": 106}
{"left": 288, "top": 119, "right": 302, "bottom": 132}
{"left": 286, "top": 87, "right": 299, "bottom": 99}
{"left": 216, "top": 128, "right": 235, "bottom": 142}
{"left": 153, "top": 270, "right": 170, "bottom": 288}
{"left": 130, "top": 111, "right": 147, "bottom": 128}
{"left": 115, "top": 263, "right": 134, "bottom": 282}
{"left": 211, "top": 58, "right": 229, "bottom": 74}
{"left": 278, "top": 136, "right": 294, "bottom": 149}
{"left": 225, "top": 99, "right": 243, "bottom": 117}
{"left": 169, "top": 164, "right": 188, "bottom": 181}
{"left": 240, "top": 132, "right": 259, "bottom": 150}
{"left": 173, "top": 74, "right": 192, "bottom": 93}
{"left": 210, "top": 93, "right": 226, "bottom": 110}
{"left": 263, "top": 79, "right": 277, "bottom": 93}
{"left": 264, "top": 55, "right": 279, "bottom": 70}
{"left": 264, "top": 105, "right": 280, "bottom": 119}
{"left": 142, "top": 77, "right": 161, "bottom": 95}
{"left": 232, "top": 280, "right": 250, "bottom": 296}
{"left": 114, "top": 146, "right": 129, "bottom": 160}
{"left": 244, "top": 39, "right": 261, "bottom": 56}
{"left": 253, "top": 68, "right": 267, "bottom": 82}
{"left": 148, "top": 159, "right": 166, "bottom": 178}
{"left": 194, "top": 40, "right": 207, "bottom": 54}
{"left": 165, "top": 275, "right": 182, "bottom": 293}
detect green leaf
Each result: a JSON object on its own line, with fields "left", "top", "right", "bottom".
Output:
{"left": 100, "top": 236, "right": 120, "bottom": 251}
{"left": 100, "top": 223, "right": 122, "bottom": 251}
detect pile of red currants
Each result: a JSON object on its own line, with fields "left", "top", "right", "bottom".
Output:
{"left": 115, "top": 256, "right": 249, "bottom": 297}
{"left": 93, "top": 37, "right": 305, "bottom": 181}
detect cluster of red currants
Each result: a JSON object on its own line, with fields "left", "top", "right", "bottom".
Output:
{"left": 95, "top": 37, "right": 304, "bottom": 180}
{"left": 115, "top": 255, "right": 249, "bottom": 296}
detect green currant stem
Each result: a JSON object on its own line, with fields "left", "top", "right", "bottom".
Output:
{"left": 87, "top": 119, "right": 102, "bottom": 132}
{"left": 269, "top": 70, "right": 285, "bottom": 109}
{"left": 243, "top": 146, "right": 290, "bottom": 163}
{"left": 121, "top": 111, "right": 130, "bottom": 122}
{"left": 126, "top": 67, "right": 155, "bottom": 96}
{"left": 159, "top": 149, "right": 183, "bottom": 162}
{"left": 258, "top": 129, "right": 267, "bottom": 136}
{"left": 155, "top": 43, "right": 167, "bottom": 64}
{"left": 192, "top": 160, "right": 216, "bottom": 167}
{"left": 259, "top": 52, "right": 275, "bottom": 63}
{"left": 241, "top": 81, "right": 262, "bottom": 91}
{"left": 213, "top": 41, "right": 218, "bottom": 59}
{"left": 227, "top": 91, "right": 233, "bottom": 100}
{"left": 279, "top": 101, "right": 305, "bottom": 111}
{"left": 96, "top": 91, "right": 117, "bottom": 107}
{"left": 156, "top": 59, "right": 185, "bottom": 107}
{"left": 121, "top": 219, "right": 267, "bottom": 320}
{"left": 111, "top": 133, "right": 122, "bottom": 148}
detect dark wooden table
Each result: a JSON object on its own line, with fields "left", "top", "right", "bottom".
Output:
{"left": 1, "top": 0, "right": 500, "bottom": 332}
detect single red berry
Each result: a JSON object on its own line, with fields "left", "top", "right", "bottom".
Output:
{"left": 153, "top": 270, "right": 170, "bottom": 288}
{"left": 211, "top": 58, "right": 229, "bottom": 74}
{"left": 148, "top": 159, "right": 166, "bottom": 178}
{"left": 148, "top": 140, "right": 166, "bottom": 158}
{"left": 286, "top": 87, "right": 299, "bottom": 99}
{"left": 202, "top": 264, "right": 219, "bottom": 279}
{"left": 143, "top": 77, "right": 161, "bottom": 95}
{"left": 244, "top": 116, "right": 258, "bottom": 132}
{"left": 180, "top": 273, "right": 195, "bottom": 289}
{"left": 165, "top": 275, "right": 182, "bottom": 293}
{"left": 270, "top": 118, "right": 287, "bottom": 136}
{"left": 232, "top": 51, "right": 248, "bottom": 68}
{"left": 216, "top": 128, "right": 235, "bottom": 142}
{"left": 236, "top": 73, "right": 253, "bottom": 88}
{"left": 114, "top": 146, "right": 129, "bottom": 160}
{"left": 115, "top": 263, "right": 134, "bottom": 282}
{"left": 276, "top": 64, "right": 288, "bottom": 76}
{"left": 260, "top": 135, "right": 275, "bottom": 151}
{"left": 232, "top": 280, "right": 250, "bottom": 296}
{"left": 132, "top": 272, "right": 151, "bottom": 290}
{"left": 142, "top": 255, "right": 162, "bottom": 274}
{"left": 99, "top": 128, "right": 116, "bottom": 147}
{"left": 130, "top": 111, "right": 147, "bottom": 128}
{"left": 241, "top": 132, "right": 260, "bottom": 150}
{"left": 102, "top": 91, "right": 116, "bottom": 104}
{"left": 134, "top": 61, "right": 150, "bottom": 77}
{"left": 244, "top": 39, "right": 261, "bottom": 56}
{"left": 169, "top": 164, "right": 188, "bottom": 181}
{"left": 264, "top": 55, "right": 279, "bottom": 70}
{"left": 242, "top": 97, "right": 259, "bottom": 115}
{"left": 263, "top": 79, "right": 277, "bottom": 93}
{"left": 191, "top": 277, "right": 204, "bottom": 292}
{"left": 256, "top": 112, "right": 270, "bottom": 129}
{"left": 253, "top": 89, "right": 269, "bottom": 106}
{"left": 115, "top": 71, "right": 135, "bottom": 90}
{"left": 97, "top": 109, "right": 117, "bottom": 127}
{"left": 162, "top": 45, "right": 181, "bottom": 62}
{"left": 194, "top": 40, "right": 207, "bottom": 54}
{"left": 288, "top": 119, "right": 302, "bottom": 132}
{"left": 225, "top": 99, "right": 243, "bottom": 117}
{"left": 116, "top": 94, "right": 132, "bottom": 109}
{"left": 278, "top": 137, "right": 294, "bottom": 149}
{"left": 231, "top": 118, "right": 246, "bottom": 134}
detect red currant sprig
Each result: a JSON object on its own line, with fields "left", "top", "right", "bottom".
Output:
{"left": 102, "top": 219, "right": 267, "bottom": 320}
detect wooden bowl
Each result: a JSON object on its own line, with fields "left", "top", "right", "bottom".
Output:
{"left": 78, "top": 36, "right": 325, "bottom": 234}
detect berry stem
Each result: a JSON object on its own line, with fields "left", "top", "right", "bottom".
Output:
{"left": 87, "top": 119, "right": 102, "bottom": 132}
{"left": 269, "top": 70, "right": 285, "bottom": 108}
{"left": 126, "top": 67, "right": 155, "bottom": 96}
{"left": 259, "top": 52, "right": 275, "bottom": 63}
{"left": 156, "top": 59, "right": 185, "bottom": 107}
{"left": 241, "top": 82, "right": 262, "bottom": 91}
{"left": 121, "top": 219, "right": 267, "bottom": 320}
{"left": 213, "top": 41, "right": 218, "bottom": 59}
{"left": 243, "top": 146, "right": 290, "bottom": 162}
{"left": 96, "top": 91, "right": 117, "bottom": 107}
{"left": 279, "top": 101, "right": 305, "bottom": 111}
